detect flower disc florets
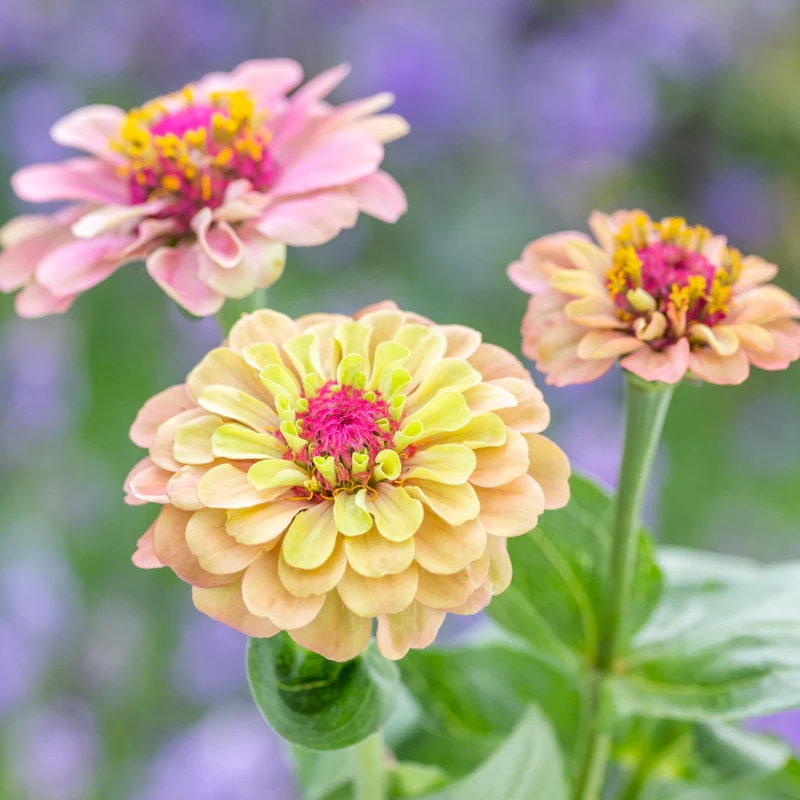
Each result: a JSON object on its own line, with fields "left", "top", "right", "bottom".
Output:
{"left": 509, "top": 209, "right": 800, "bottom": 386}
{"left": 125, "top": 303, "right": 571, "bottom": 662}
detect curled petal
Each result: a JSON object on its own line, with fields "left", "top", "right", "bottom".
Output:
{"left": 193, "top": 580, "right": 280, "bottom": 638}
{"left": 289, "top": 592, "right": 372, "bottom": 663}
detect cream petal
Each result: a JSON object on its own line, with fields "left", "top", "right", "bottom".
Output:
{"left": 365, "top": 483, "right": 424, "bottom": 542}
{"left": 357, "top": 309, "right": 405, "bottom": 357}
{"left": 242, "top": 550, "right": 325, "bottom": 629}
{"left": 724, "top": 322, "right": 773, "bottom": 354}
{"left": 403, "top": 444, "right": 477, "bottom": 485}
{"left": 523, "top": 434, "right": 571, "bottom": 510}
{"left": 564, "top": 295, "right": 619, "bottom": 328}
{"left": 192, "top": 580, "right": 280, "bottom": 638}
{"left": 424, "top": 412, "right": 507, "bottom": 450}
{"left": 413, "top": 514, "right": 487, "bottom": 575}
{"left": 439, "top": 325, "right": 482, "bottom": 360}
{"left": 551, "top": 269, "right": 606, "bottom": 298}
{"left": 404, "top": 480, "right": 480, "bottom": 526}
{"left": 226, "top": 498, "right": 310, "bottom": 545}
{"left": 470, "top": 429, "right": 529, "bottom": 488}
{"left": 211, "top": 424, "right": 285, "bottom": 461}
{"left": 228, "top": 309, "right": 298, "bottom": 352}
{"left": 447, "top": 578, "right": 494, "bottom": 616}
{"left": 197, "top": 464, "right": 284, "bottom": 508}
{"left": 289, "top": 592, "right": 372, "bottom": 662}
{"left": 278, "top": 537, "right": 347, "bottom": 598}
{"left": 415, "top": 550, "right": 490, "bottom": 609}
{"left": 337, "top": 564, "right": 418, "bottom": 617}
{"left": 486, "top": 535, "right": 513, "bottom": 595}
{"left": 563, "top": 239, "right": 611, "bottom": 279}
{"left": 334, "top": 489, "right": 373, "bottom": 536}
{"left": 152, "top": 506, "right": 232, "bottom": 588}
{"left": 689, "top": 323, "right": 740, "bottom": 356}
{"left": 281, "top": 502, "right": 339, "bottom": 569}
{"left": 468, "top": 343, "right": 530, "bottom": 382}
{"left": 198, "top": 386, "right": 277, "bottom": 432}
{"left": 376, "top": 603, "right": 446, "bottom": 660}
{"left": 248, "top": 459, "right": 308, "bottom": 490}
{"left": 393, "top": 324, "right": 448, "bottom": 389}
{"left": 185, "top": 508, "right": 263, "bottom": 574}
{"left": 187, "top": 348, "right": 267, "bottom": 403}
{"left": 130, "top": 384, "right": 194, "bottom": 448}
{"left": 476, "top": 474, "right": 545, "bottom": 537}
{"left": 577, "top": 330, "right": 645, "bottom": 359}
{"left": 151, "top": 408, "right": 207, "bottom": 471}
{"left": 173, "top": 414, "right": 223, "bottom": 465}
{"left": 405, "top": 359, "right": 481, "bottom": 413}
{"left": 344, "top": 526, "right": 415, "bottom": 577}
{"left": 403, "top": 391, "right": 471, "bottom": 437}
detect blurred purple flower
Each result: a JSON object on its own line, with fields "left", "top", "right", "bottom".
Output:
{"left": 134, "top": 705, "right": 297, "bottom": 800}
{"left": 749, "top": 708, "right": 800, "bottom": 752}
{"left": 172, "top": 613, "right": 248, "bottom": 703}
{"left": 0, "top": 619, "right": 42, "bottom": 716}
{"left": 6, "top": 702, "right": 100, "bottom": 800}
{"left": 703, "top": 167, "right": 778, "bottom": 252}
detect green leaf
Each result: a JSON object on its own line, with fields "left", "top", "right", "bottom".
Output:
{"left": 487, "top": 473, "right": 662, "bottom": 674}
{"left": 248, "top": 633, "right": 400, "bottom": 750}
{"left": 612, "top": 547, "right": 800, "bottom": 722}
{"left": 416, "top": 706, "right": 569, "bottom": 800}
{"left": 388, "top": 763, "right": 449, "bottom": 797}
{"left": 396, "top": 641, "right": 582, "bottom": 778}
{"left": 293, "top": 746, "right": 356, "bottom": 800}
{"left": 694, "top": 724, "right": 791, "bottom": 780}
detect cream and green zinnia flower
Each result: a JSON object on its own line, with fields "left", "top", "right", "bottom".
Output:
{"left": 126, "top": 301, "right": 570, "bottom": 661}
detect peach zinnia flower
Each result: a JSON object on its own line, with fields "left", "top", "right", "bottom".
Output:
{"left": 126, "top": 302, "right": 570, "bottom": 661}
{"left": 509, "top": 211, "right": 800, "bottom": 386}
{"left": 1, "top": 60, "right": 407, "bottom": 318}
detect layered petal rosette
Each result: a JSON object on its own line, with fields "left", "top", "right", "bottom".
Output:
{"left": 2, "top": 60, "right": 408, "bottom": 318}
{"left": 509, "top": 211, "right": 800, "bottom": 386}
{"left": 126, "top": 303, "right": 570, "bottom": 661}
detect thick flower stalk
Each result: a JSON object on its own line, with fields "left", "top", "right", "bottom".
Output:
{"left": 509, "top": 210, "right": 800, "bottom": 386}
{"left": 0, "top": 60, "right": 408, "bottom": 318}
{"left": 126, "top": 302, "right": 570, "bottom": 662}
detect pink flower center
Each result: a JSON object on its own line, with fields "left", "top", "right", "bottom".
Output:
{"left": 281, "top": 382, "right": 403, "bottom": 498}
{"left": 637, "top": 242, "right": 718, "bottom": 302}
{"left": 114, "top": 88, "right": 278, "bottom": 230}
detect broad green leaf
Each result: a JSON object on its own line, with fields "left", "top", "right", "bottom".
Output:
{"left": 612, "top": 548, "right": 800, "bottom": 722}
{"left": 396, "top": 641, "right": 582, "bottom": 778}
{"left": 248, "top": 634, "right": 400, "bottom": 750}
{"left": 417, "top": 706, "right": 569, "bottom": 800}
{"left": 488, "top": 474, "right": 662, "bottom": 674}
{"left": 694, "top": 723, "right": 791, "bottom": 780}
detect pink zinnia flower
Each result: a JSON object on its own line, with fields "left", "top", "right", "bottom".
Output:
{"left": 509, "top": 210, "right": 800, "bottom": 386}
{"left": 1, "top": 60, "right": 408, "bottom": 318}
{"left": 126, "top": 302, "right": 570, "bottom": 661}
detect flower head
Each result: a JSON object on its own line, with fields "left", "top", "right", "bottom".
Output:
{"left": 126, "top": 302, "right": 570, "bottom": 661}
{"left": 509, "top": 210, "right": 800, "bottom": 386}
{"left": 2, "top": 61, "right": 408, "bottom": 318}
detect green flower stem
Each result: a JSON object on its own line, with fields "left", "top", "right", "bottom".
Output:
{"left": 574, "top": 372, "right": 674, "bottom": 800}
{"left": 355, "top": 732, "right": 387, "bottom": 800}
{"left": 215, "top": 287, "right": 268, "bottom": 334}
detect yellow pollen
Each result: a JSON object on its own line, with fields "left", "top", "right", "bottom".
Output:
{"left": 707, "top": 275, "right": 732, "bottom": 315}
{"left": 216, "top": 147, "right": 234, "bottom": 166}
{"left": 201, "top": 174, "right": 212, "bottom": 200}
{"left": 161, "top": 175, "right": 182, "bottom": 192}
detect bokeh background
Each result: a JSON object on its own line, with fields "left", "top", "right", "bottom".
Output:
{"left": 1, "top": 0, "right": 800, "bottom": 797}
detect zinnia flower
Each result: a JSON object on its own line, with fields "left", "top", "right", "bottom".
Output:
{"left": 508, "top": 210, "right": 800, "bottom": 386}
{"left": 1, "top": 60, "right": 408, "bottom": 318}
{"left": 126, "top": 302, "right": 570, "bottom": 661}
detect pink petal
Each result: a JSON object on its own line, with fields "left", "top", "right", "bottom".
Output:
{"left": 191, "top": 208, "right": 243, "bottom": 269}
{"left": 0, "top": 223, "right": 71, "bottom": 291}
{"left": 72, "top": 200, "right": 167, "bottom": 238}
{"left": 197, "top": 252, "right": 256, "bottom": 299}
{"left": 257, "top": 190, "right": 359, "bottom": 246}
{"left": 351, "top": 171, "right": 407, "bottom": 223}
{"left": 130, "top": 384, "right": 194, "bottom": 449}
{"left": 132, "top": 525, "right": 164, "bottom": 570}
{"left": 230, "top": 59, "right": 304, "bottom": 104}
{"left": 291, "top": 63, "right": 351, "bottom": 106}
{"left": 747, "top": 320, "right": 800, "bottom": 371}
{"left": 14, "top": 282, "right": 76, "bottom": 318}
{"left": 36, "top": 235, "right": 133, "bottom": 296}
{"left": 0, "top": 215, "right": 55, "bottom": 248}
{"left": 621, "top": 338, "right": 690, "bottom": 384}
{"left": 689, "top": 348, "right": 750, "bottom": 385}
{"left": 12, "top": 158, "right": 128, "bottom": 204}
{"left": 271, "top": 129, "right": 383, "bottom": 197}
{"left": 577, "top": 330, "right": 645, "bottom": 359}
{"left": 146, "top": 245, "right": 225, "bottom": 317}
{"left": 50, "top": 104, "right": 125, "bottom": 160}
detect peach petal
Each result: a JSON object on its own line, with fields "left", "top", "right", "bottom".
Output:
{"left": 197, "top": 464, "right": 284, "bottom": 509}
{"left": 564, "top": 295, "right": 619, "bottom": 328}
{"left": 337, "top": 564, "right": 418, "bottom": 617}
{"left": 132, "top": 524, "right": 163, "bottom": 569}
{"left": 732, "top": 285, "right": 800, "bottom": 326}
{"left": 167, "top": 465, "right": 215, "bottom": 510}
{"left": 470, "top": 428, "right": 530, "bottom": 488}
{"left": 344, "top": 526, "right": 416, "bottom": 578}
{"left": 577, "top": 330, "right": 645, "bottom": 360}
{"left": 688, "top": 348, "right": 750, "bottom": 385}
{"left": 476, "top": 474, "right": 545, "bottom": 537}
{"left": 468, "top": 343, "right": 530, "bottom": 382}
{"left": 185, "top": 508, "right": 263, "bottom": 574}
{"left": 413, "top": 514, "right": 487, "bottom": 576}
{"left": 404, "top": 480, "right": 480, "bottom": 527}
{"left": 130, "top": 384, "right": 194, "bottom": 449}
{"left": 737, "top": 256, "right": 778, "bottom": 288}
{"left": 193, "top": 580, "right": 280, "bottom": 638}
{"left": 486, "top": 535, "right": 512, "bottom": 594}
{"left": 523, "top": 434, "right": 571, "bottom": 510}
{"left": 242, "top": 550, "right": 325, "bottom": 629}
{"left": 173, "top": 414, "right": 223, "bottom": 465}
{"left": 439, "top": 325, "right": 482, "bottom": 360}
{"left": 127, "top": 463, "right": 172, "bottom": 503}
{"left": 124, "top": 456, "right": 152, "bottom": 506}
{"left": 747, "top": 320, "right": 800, "bottom": 370}
{"left": 415, "top": 550, "right": 490, "bottom": 609}
{"left": 278, "top": 537, "right": 347, "bottom": 598}
{"left": 461, "top": 382, "right": 517, "bottom": 413}
{"left": 351, "top": 170, "right": 407, "bottom": 223}
{"left": 620, "top": 338, "right": 690, "bottom": 384}
{"left": 226, "top": 498, "right": 310, "bottom": 545}
{"left": 289, "top": 591, "right": 372, "bottom": 663}
{"left": 446, "top": 579, "right": 493, "bottom": 616}
{"left": 151, "top": 408, "right": 207, "bottom": 471}
{"left": 492, "top": 378, "right": 551, "bottom": 434}
{"left": 153, "top": 506, "right": 232, "bottom": 588}
{"left": 723, "top": 323, "right": 773, "bottom": 354}
{"left": 563, "top": 239, "right": 610, "bottom": 279}
{"left": 543, "top": 355, "right": 615, "bottom": 388}
{"left": 376, "top": 603, "right": 446, "bottom": 660}
{"left": 508, "top": 232, "right": 591, "bottom": 294}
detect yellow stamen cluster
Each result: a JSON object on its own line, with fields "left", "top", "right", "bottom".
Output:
{"left": 607, "top": 245, "right": 642, "bottom": 298}
{"left": 669, "top": 274, "right": 707, "bottom": 312}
